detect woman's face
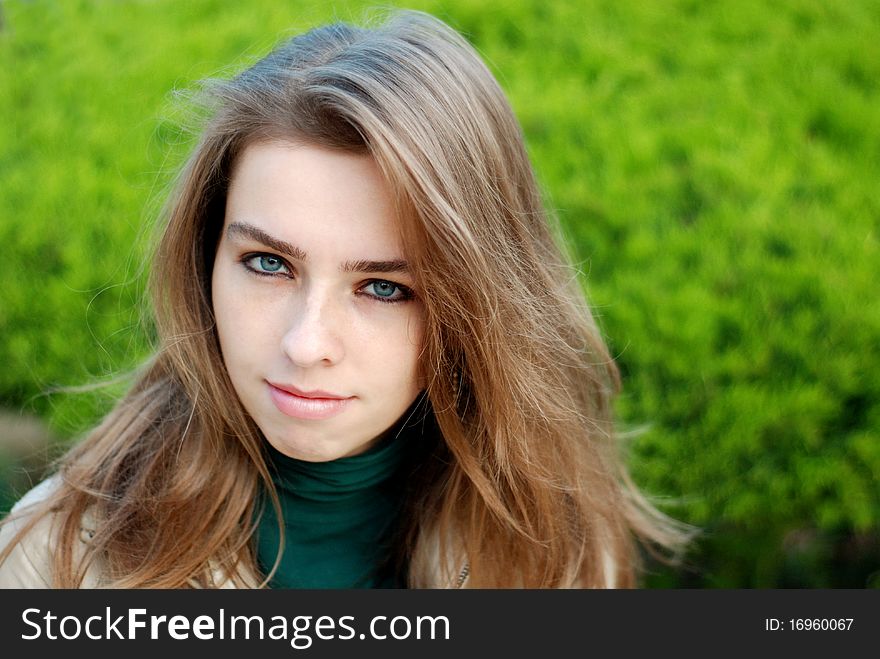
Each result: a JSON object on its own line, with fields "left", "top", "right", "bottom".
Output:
{"left": 212, "top": 141, "right": 425, "bottom": 461}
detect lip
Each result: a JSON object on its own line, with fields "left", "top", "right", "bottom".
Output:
{"left": 269, "top": 382, "right": 349, "bottom": 399}
{"left": 266, "top": 381, "right": 354, "bottom": 420}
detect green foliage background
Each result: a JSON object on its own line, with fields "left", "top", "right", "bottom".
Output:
{"left": 1, "top": 0, "right": 878, "bottom": 587}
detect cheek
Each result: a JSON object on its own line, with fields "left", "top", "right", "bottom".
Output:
{"left": 397, "top": 312, "right": 426, "bottom": 391}
{"left": 357, "top": 309, "right": 424, "bottom": 392}
{"left": 212, "top": 273, "right": 240, "bottom": 352}
{"left": 211, "top": 261, "right": 233, "bottom": 327}
{"left": 212, "top": 266, "right": 270, "bottom": 367}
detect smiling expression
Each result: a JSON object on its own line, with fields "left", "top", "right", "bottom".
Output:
{"left": 211, "top": 141, "right": 425, "bottom": 462}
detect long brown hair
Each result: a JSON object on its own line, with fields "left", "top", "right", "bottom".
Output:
{"left": 1, "top": 9, "right": 691, "bottom": 587}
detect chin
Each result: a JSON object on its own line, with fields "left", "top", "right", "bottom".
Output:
{"left": 271, "top": 439, "right": 336, "bottom": 462}
{"left": 266, "top": 432, "right": 358, "bottom": 463}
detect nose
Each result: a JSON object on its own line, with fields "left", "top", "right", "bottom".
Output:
{"left": 280, "top": 288, "right": 345, "bottom": 367}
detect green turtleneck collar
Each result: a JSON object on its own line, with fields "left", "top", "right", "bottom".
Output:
{"left": 255, "top": 416, "right": 421, "bottom": 589}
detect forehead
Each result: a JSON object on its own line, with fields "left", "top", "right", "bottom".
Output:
{"left": 225, "top": 141, "right": 404, "bottom": 257}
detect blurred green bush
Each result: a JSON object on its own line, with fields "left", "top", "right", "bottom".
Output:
{"left": 1, "top": 0, "right": 877, "bottom": 587}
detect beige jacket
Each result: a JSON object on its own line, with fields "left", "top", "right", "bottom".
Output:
{"left": 0, "top": 478, "right": 615, "bottom": 588}
{"left": 0, "top": 478, "right": 111, "bottom": 588}
{"left": 0, "top": 478, "right": 473, "bottom": 589}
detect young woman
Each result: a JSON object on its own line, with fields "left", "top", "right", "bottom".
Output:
{"left": 0, "top": 9, "right": 689, "bottom": 588}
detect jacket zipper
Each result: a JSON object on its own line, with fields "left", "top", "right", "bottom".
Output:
{"left": 454, "top": 562, "right": 470, "bottom": 589}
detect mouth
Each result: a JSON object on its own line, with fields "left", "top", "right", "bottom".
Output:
{"left": 266, "top": 381, "right": 354, "bottom": 420}
{"left": 268, "top": 382, "right": 350, "bottom": 399}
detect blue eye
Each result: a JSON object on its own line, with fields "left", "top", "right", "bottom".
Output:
{"left": 371, "top": 281, "right": 398, "bottom": 297}
{"left": 244, "top": 253, "right": 290, "bottom": 276}
{"left": 362, "top": 280, "right": 413, "bottom": 303}
{"left": 258, "top": 255, "right": 284, "bottom": 272}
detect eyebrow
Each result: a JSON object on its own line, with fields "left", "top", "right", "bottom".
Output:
{"left": 225, "top": 221, "right": 410, "bottom": 274}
